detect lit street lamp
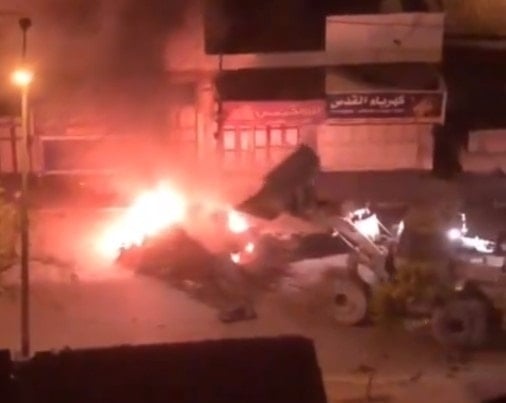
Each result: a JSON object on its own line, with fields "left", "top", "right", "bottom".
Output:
{"left": 11, "top": 17, "right": 33, "bottom": 359}
{"left": 11, "top": 68, "right": 33, "bottom": 87}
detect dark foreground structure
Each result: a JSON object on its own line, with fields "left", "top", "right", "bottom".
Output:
{"left": 0, "top": 336, "right": 327, "bottom": 403}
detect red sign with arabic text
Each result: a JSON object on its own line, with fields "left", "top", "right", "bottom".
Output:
{"left": 222, "top": 100, "right": 325, "bottom": 126}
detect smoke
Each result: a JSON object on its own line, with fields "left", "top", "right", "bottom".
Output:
{"left": 1, "top": 0, "right": 192, "bottom": 133}
{"left": 1, "top": 0, "right": 189, "bottom": 77}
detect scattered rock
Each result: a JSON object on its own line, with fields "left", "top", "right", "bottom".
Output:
{"left": 355, "top": 364, "right": 376, "bottom": 374}
{"left": 409, "top": 372, "right": 423, "bottom": 383}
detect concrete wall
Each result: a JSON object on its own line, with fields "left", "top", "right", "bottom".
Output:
{"left": 468, "top": 129, "right": 506, "bottom": 154}
{"left": 163, "top": 9, "right": 444, "bottom": 74}
{"left": 325, "top": 13, "right": 444, "bottom": 64}
{"left": 462, "top": 129, "right": 506, "bottom": 173}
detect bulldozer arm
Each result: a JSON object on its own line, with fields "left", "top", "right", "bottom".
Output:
{"left": 235, "top": 145, "right": 319, "bottom": 219}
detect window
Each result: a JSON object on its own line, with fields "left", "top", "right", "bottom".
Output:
{"left": 239, "top": 129, "right": 251, "bottom": 150}
{"left": 223, "top": 129, "right": 236, "bottom": 150}
{"left": 254, "top": 128, "right": 267, "bottom": 148}
{"left": 269, "top": 127, "right": 300, "bottom": 148}
{"left": 285, "top": 128, "right": 299, "bottom": 146}
{"left": 270, "top": 128, "right": 283, "bottom": 146}
{"left": 220, "top": 126, "right": 301, "bottom": 167}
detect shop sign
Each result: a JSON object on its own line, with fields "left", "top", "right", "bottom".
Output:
{"left": 326, "top": 92, "right": 445, "bottom": 123}
{"left": 223, "top": 100, "right": 325, "bottom": 126}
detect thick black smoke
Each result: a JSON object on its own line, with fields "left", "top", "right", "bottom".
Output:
{"left": 1, "top": 0, "right": 191, "bottom": 136}
{"left": 101, "top": 0, "right": 189, "bottom": 137}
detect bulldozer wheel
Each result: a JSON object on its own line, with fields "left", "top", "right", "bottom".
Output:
{"left": 431, "top": 298, "right": 489, "bottom": 349}
{"left": 332, "top": 278, "right": 368, "bottom": 326}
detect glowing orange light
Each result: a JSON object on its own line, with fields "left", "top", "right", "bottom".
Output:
{"left": 229, "top": 242, "right": 256, "bottom": 265}
{"left": 96, "top": 183, "right": 187, "bottom": 260}
{"left": 245, "top": 242, "right": 255, "bottom": 254}
{"left": 230, "top": 253, "right": 241, "bottom": 264}
{"left": 227, "top": 210, "right": 249, "bottom": 234}
{"left": 11, "top": 68, "right": 33, "bottom": 87}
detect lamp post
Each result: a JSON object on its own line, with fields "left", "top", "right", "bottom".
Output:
{"left": 11, "top": 17, "right": 33, "bottom": 359}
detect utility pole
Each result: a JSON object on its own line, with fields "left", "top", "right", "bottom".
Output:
{"left": 2, "top": 10, "right": 34, "bottom": 359}
{"left": 18, "top": 16, "right": 33, "bottom": 359}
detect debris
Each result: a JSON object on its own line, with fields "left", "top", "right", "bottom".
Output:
{"left": 409, "top": 372, "right": 423, "bottom": 383}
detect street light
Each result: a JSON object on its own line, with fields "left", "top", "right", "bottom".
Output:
{"left": 11, "top": 68, "right": 33, "bottom": 87}
{"left": 11, "top": 16, "right": 32, "bottom": 359}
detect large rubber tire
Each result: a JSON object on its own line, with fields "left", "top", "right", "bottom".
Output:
{"left": 332, "top": 279, "right": 368, "bottom": 326}
{"left": 431, "top": 299, "right": 489, "bottom": 349}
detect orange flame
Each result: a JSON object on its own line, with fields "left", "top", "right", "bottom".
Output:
{"left": 97, "top": 183, "right": 187, "bottom": 260}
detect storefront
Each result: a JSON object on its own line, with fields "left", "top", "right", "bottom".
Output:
{"left": 220, "top": 100, "right": 325, "bottom": 172}
{"left": 319, "top": 66, "right": 446, "bottom": 172}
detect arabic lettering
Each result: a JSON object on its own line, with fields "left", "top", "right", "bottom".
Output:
{"left": 329, "top": 94, "right": 369, "bottom": 110}
{"left": 369, "top": 95, "right": 405, "bottom": 108}
{"left": 255, "top": 106, "right": 323, "bottom": 120}
{"left": 329, "top": 94, "right": 407, "bottom": 111}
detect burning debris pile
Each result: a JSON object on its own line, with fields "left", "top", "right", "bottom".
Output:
{"left": 90, "top": 180, "right": 265, "bottom": 322}
{"left": 87, "top": 146, "right": 325, "bottom": 322}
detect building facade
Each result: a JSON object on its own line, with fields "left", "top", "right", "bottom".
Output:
{"left": 166, "top": 8, "right": 446, "bottom": 178}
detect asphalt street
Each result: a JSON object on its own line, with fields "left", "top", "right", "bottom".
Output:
{"left": 1, "top": 270, "right": 505, "bottom": 379}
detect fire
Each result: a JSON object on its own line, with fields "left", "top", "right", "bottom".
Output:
{"left": 245, "top": 241, "right": 255, "bottom": 254}
{"left": 227, "top": 210, "right": 250, "bottom": 234}
{"left": 97, "top": 183, "right": 187, "bottom": 259}
{"left": 229, "top": 242, "right": 256, "bottom": 265}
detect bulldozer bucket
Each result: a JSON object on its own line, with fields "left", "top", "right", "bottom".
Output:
{"left": 235, "top": 145, "right": 320, "bottom": 220}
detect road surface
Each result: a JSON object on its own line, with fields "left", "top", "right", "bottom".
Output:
{"left": 1, "top": 268, "right": 505, "bottom": 378}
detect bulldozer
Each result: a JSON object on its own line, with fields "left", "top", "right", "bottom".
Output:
{"left": 233, "top": 145, "right": 506, "bottom": 348}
